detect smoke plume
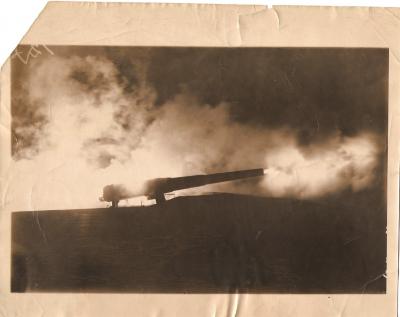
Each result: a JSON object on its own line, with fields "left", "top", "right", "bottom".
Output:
{"left": 6, "top": 53, "right": 382, "bottom": 210}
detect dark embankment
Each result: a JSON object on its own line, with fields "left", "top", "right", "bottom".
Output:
{"left": 11, "top": 192, "right": 386, "bottom": 293}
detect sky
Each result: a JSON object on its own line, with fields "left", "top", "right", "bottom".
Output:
{"left": 8, "top": 46, "right": 388, "bottom": 210}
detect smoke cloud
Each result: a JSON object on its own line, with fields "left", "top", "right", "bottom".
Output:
{"left": 6, "top": 53, "right": 383, "bottom": 210}
{"left": 263, "top": 133, "right": 380, "bottom": 198}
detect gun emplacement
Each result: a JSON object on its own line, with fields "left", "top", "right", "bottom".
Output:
{"left": 101, "top": 168, "right": 266, "bottom": 207}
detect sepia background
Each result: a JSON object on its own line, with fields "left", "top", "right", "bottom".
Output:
{"left": 0, "top": 3, "right": 400, "bottom": 313}
{"left": 9, "top": 46, "right": 388, "bottom": 294}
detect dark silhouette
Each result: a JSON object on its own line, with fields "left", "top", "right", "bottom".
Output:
{"left": 101, "top": 168, "right": 265, "bottom": 206}
{"left": 11, "top": 191, "right": 386, "bottom": 293}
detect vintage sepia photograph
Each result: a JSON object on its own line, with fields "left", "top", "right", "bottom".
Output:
{"left": 10, "top": 45, "right": 388, "bottom": 293}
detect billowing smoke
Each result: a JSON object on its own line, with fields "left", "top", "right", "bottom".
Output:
{"left": 262, "top": 133, "right": 380, "bottom": 198}
{"left": 6, "top": 54, "right": 382, "bottom": 210}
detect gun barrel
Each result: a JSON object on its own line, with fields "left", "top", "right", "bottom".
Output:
{"left": 102, "top": 168, "right": 266, "bottom": 204}
{"left": 156, "top": 168, "right": 265, "bottom": 193}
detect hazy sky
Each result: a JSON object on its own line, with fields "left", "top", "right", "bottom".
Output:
{"left": 9, "top": 46, "right": 388, "bottom": 209}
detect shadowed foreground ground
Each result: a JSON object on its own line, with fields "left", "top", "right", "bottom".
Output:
{"left": 11, "top": 193, "right": 386, "bottom": 293}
